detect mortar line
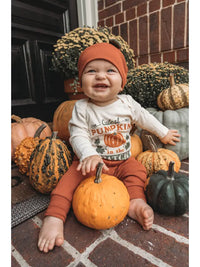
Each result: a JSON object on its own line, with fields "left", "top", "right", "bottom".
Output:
{"left": 110, "top": 229, "right": 172, "bottom": 267}
{"left": 152, "top": 223, "right": 189, "bottom": 244}
{"left": 11, "top": 244, "right": 31, "bottom": 267}
{"left": 32, "top": 216, "right": 102, "bottom": 266}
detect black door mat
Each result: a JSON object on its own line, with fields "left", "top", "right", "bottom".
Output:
{"left": 12, "top": 195, "right": 50, "bottom": 228}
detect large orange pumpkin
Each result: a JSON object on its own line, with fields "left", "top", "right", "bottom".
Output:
{"left": 11, "top": 115, "right": 52, "bottom": 160}
{"left": 136, "top": 135, "right": 181, "bottom": 176}
{"left": 72, "top": 163, "right": 130, "bottom": 230}
{"left": 53, "top": 100, "right": 77, "bottom": 142}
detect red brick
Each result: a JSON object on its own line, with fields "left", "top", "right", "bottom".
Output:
{"left": 129, "top": 19, "right": 138, "bottom": 56}
{"left": 123, "top": 0, "right": 147, "bottom": 11}
{"left": 137, "top": 2, "right": 147, "bottom": 17}
{"left": 138, "top": 54, "right": 149, "bottom": 65}
{"left": 173, "top": 3, "right": 186, "bottom": 49}
{"left": 150, "top": 12, "right": 159, "bottom": 54}
{"left": 89, "top": 238, "right": 154, "bottom": 266}
{"left": 105, "top": 16, "right": 114, "bottom": 27}
{"left": 112, "top": 25, "right": 119, "bottom": 35}
{"left": 105, "top": 0, "right": 120, "bottom": 7}
{"left": 98, "top": 0, "right": 104, "bottom": 10}
{"left": 115, "top": 12, "right": 124, "bottom": 24}
{"left": 163, "top": 0, "right": 175, "bottom": 8}
{"left": 153, "top": 213, "right": 189, "bottom": 238}
{"left": 98, "top": 20, "right": 105, "bottom": 27}
{"left": 139, "top": 16, "right": 148, "bottom": 55}
{"left": 64, "top": 211, "right": 102, "bottom": 253}
{"left": 12, "top": 219, "right": 73, "bottom": 266}
{"left": 99, "top": 3, "right": 121, "bottom": 20}
{"left": 120, "top": 22, "right": 128, "bottom": 43}
{"left": 126, "top": 7, "right": 136, "bottom": 21}
{"left": 163, "top": 50, "right": 175, "bottom": 63}
{"left": 116, "top": 217, "right": 189, "bottom": 267}
{"left": 177, "top": 48, "right": 189, "bottom": 62}
{"left": 149, "top": 0, "right": 161, "bottom": 13}
{"left": 161, "top": 7, "right": 172, "bottom": 51}
{"left": 12, "top": 256, "right": 21, "bottom": 267}
{"left": 186, "top": 1, "right": 189, "bottom": 46}
{"left": 177, "top": 0, "right": 185, "bottom": 2}
{"left": 150, "top": 53, "right": 162, "bottom": 63}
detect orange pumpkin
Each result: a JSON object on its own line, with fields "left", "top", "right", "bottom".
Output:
{"left": 11, "top": 115, "right": 52, "bottom": 160}
{"left": 72, "top": 163, "right": 130, "bottom": 230}
{"left": 104, "top": 133, "right": 126, "bottom": 147}
{"left": 130, "top": 134, "right": 143, "bottom": 158}
{"left": 53, "top": 100, "right": 77, "bottom": 142}
{"left": 14, "top": 124, "right": 47, "bottom": 175}
{"left": 136, "top": 135, "right": 181, "bottom": 176}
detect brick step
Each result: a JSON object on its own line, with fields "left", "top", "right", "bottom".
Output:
{"left": 12, "top": 210, "right": 188, "bottom": 267}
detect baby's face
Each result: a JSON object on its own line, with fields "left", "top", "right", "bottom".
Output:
{"left": 81, "top": 59, "right": 123, "bottom": 106}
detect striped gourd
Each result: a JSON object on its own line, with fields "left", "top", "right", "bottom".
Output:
{"left": 157, "top": 73, "right": 189, "bottom": 110}
{"left": 14, "top": 124, "right": 47, "bottom": 176}
{"left": 136, "top": 135, "right": 181, "bottom": 176}
{"left": 29, "top": 132, "right": 72, "bottom": 194}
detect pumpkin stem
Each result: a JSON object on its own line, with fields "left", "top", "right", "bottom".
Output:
{"left": 11, "top": 114, "right": 22, "bottom": 123}
{"left": 94, "top": 162, "right": 103, "bottom": 184}
{"left": 167, "top": 161, "right": 175, "bottom": 180}
{"left": 51, "top": 131, "right": 58, "bottom": 139}
{"left": 170, "top": 73, "right": 175, "bottom": 87}
{"left": 34, "top": 124, "right": 47, "bottom": 138}
{"left": 146, "top": 135, "right": 158, "bottom": 152}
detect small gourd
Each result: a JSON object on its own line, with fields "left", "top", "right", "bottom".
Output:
{"left": 14, "top": 124, "right": 47, "bottom": 175}
{"left": 136, "top": 135, "right": 181, "bottom": 176}
{"left": 72, "top": 163, "right": 130, "bottom": 230}
{"left": 157, "top": 73, "right": 189, "bottom": 110}
{"left": 29, "top": 131, "right": 72, "bottom": 194}
{"left": 145, "top": 161, "right": 189, "bottom": 215}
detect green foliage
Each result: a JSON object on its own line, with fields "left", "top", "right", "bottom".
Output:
{"left": 123, "top": 62, "right": 189, "bottom": 108}
{"left": 51, "top": 26, "right": 135, "bottom": 79}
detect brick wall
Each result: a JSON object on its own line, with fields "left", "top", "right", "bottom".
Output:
{"left": 98, "top": 0, "right": 189, "bottom": 68}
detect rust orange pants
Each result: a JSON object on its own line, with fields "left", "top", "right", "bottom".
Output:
{"left": 45, "top": 156, "right": 147, "bottom": 222}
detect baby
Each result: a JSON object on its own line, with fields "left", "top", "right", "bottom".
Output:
{"left": 38, "top": 42, "right": 180, "bottom": 253}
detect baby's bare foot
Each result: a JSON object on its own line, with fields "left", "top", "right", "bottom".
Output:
{"left": 128, "top": 198, "right": 154, "bottom": 230}
{"left": 38, "top": 216, "right": 64, "bottom": 253}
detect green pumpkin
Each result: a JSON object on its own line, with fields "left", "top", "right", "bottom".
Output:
{"left": 145, "top": 161, "right": 189, "bottom": 216}
{"left": 29, "top": 132, "right": 73, "bottom": 194}
{"left": 142, "top": 107, "right": 189, "bottom": 160}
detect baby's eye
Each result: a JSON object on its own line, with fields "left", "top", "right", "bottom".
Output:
{"left": 107, "top": 69, "right": 115, "bottom": 73}
{"left": 87, "top": 69, "right": 96, "bottom": 73}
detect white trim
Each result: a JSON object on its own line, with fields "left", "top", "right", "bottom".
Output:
{"left": 76, "top": 0, "right": 98, "bottom": 27}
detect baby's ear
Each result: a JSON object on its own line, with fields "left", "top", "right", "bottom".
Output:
{"left": 109, "top": 39, "right": 121, "bottom": 49}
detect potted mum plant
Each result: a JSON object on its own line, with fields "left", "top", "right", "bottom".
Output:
{"left": 51, "top": 26, "right": 135, "bottom": 99}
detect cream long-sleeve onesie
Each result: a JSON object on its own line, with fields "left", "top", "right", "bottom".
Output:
{"left": 68, "top": 94, "right": 168, "bottom": 161}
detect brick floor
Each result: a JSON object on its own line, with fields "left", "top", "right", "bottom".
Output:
{"left": 11, "top": 159, "right": 189, "bottom": 267}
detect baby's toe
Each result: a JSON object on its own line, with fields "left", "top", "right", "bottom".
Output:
{"left": 55, "top": 236, "right": 64, "bottom": 247}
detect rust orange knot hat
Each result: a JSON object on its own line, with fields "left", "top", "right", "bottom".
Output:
{"left": 77, "top": 42, "right": 128, "bottom": 88}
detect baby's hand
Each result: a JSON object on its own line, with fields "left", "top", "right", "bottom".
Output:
{"left": 160, "top": 129, "right": 181, "bottom": 145}
{"left": 77, "top": 155, "right": 109, "bottom": 175}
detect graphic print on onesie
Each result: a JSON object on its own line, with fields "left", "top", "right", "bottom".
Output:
{"left": 90, "top": 117, "right": 132, "bottom": 160}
